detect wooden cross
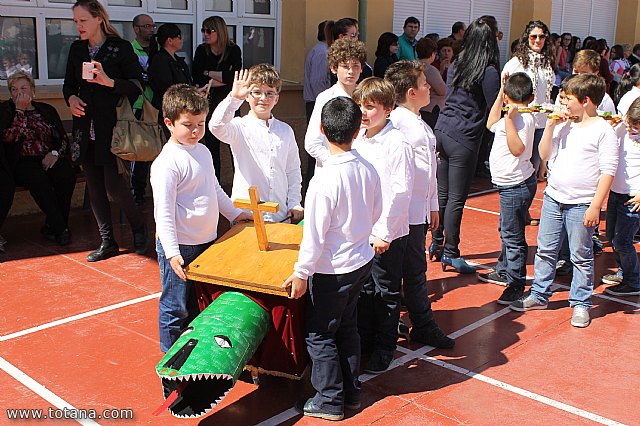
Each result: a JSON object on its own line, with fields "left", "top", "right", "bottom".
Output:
{"left": 233, "top": 186, "right": 279, "bottom": 251}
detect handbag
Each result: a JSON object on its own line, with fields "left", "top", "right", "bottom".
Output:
{"left": 111, "top": 81, "right": 164, "bottom": 162}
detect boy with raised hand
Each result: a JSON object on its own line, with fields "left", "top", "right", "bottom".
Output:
{"left": 209, "top": 64, "right": 303, "bottom": 223}
{"left": 510, "top": 74, "right": 619, "bottom": 328}
{"left": 386, "top": 60, "right": 454, "bottom": 348}
{"left": 151, "top": 84, "right": 252, "bottom": 352}
{"left": 352, "top": 77, "right": 414, "bottom": 374}
{"left": 478, "top": 72, "right": 537, "bottom": 304}
{"left": 283, "top": 97, "right": 382, "bottom": 421}
{"left": 305, "top": 37, "right": 367, "bottom": 170}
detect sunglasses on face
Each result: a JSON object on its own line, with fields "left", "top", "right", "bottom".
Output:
{"left": 137, "top": 24, "right": 156, "bottom": 30}
{"left": 201, "top": 28, "right": 217, "bottom": 35}
{"left": 529, "top": 34, "right": 547, "bottom": 41}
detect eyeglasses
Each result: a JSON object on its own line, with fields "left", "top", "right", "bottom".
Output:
{"left": 529, "top": 34, "right": 547, "bottom": 41}
{"left": 249, "top": 90, "right": 278, "bottom": 100}
{"left": 201, "top": 28, "right": 217, "bottom": 35}
{"left": 136, "top": 24, "right": 156, "bottom": 30}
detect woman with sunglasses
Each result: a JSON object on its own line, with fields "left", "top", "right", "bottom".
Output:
{"left": 148, "top": 23, "right": 192, "bottom": 138}
{"left": 192, "top": 16, "right": 242, "bottom": 181}
{"left": 502, "top": 21, "right": 555, "bottom": 184}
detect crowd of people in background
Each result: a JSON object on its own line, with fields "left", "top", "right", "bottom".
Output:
{"left": 1, "top": 1, "right": 640, "bottom": 419}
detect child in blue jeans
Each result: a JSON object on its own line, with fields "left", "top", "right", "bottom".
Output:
{"left": 478, "top": 72, "right": 537, "bottom": 304}
{"left": 150, "top": 85, "right": 250, "bottom": 352}
{"left": 510, "top": 74, "right": 619, "bottom": 328}
{"left": 602, "top": 96, "right": 640, "bottom": 297}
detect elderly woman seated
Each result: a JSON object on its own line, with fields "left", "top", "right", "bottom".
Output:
{"left": 0, "top": 71, "right": 76, "bottom": 245}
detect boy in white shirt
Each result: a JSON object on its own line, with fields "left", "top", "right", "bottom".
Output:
{"left": 386, "top": 60, "right": 454, "bottom": 348}
{"left": 151, "top": 85, "right": 251, "bottom": 352}
{"left": 510, "top": 74, "right": 619, "bottom": 328}
{"left": 569, "top": 49, "right": 616, "bottom": 114}
{"left": 283, "top": 97, "right": 382, "bottom": 421}
{"left": 602, "top": 97, "right": 640, "bottom": 297}
{"left": 352, "top": 77, "right": 414, "bottom": 374}
{"left": 209, "top": 65, "right": 303, "bottom": 223}
{"left": 305, "top": 37, "right": 367, "bottom": 169}
{"left": 478, "top": 72, "right": 538, "bottom": 304}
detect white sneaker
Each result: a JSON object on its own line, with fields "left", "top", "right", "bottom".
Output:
{"left": 571, "top": 306, "right": 590, "bottom": 328}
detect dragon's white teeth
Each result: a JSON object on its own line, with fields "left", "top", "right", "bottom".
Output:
{"left": 197, "top": 374, "right": 203, "bottom": 380}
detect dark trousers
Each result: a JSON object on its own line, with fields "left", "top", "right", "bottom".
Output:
{"left": 14, "top": 156, "right": 76, "bottom": 234}
{"left": 130, "top": 161, "right": 150, "bottom": 199}
{"left": 402, "top": 224, "right": 436, "bottom": 331}
{"left": 606, "top": 191, "right": 640, "bottom": 288}
{"left": 303, "top": 101, "right": 316, "bottom": 198}
{"left": 0, "top": 165, "right": 15, "bottom": 229}
{"left": 82, "top": 145, "right": 144, "bottom": 242}
{"left": 433, "top": 130, "right": 478, "bottom": 258}
{"left": 358, "top": 236, "right": 408, "bottom": 355}
{"left": 306, "top": 261, "right": 372, "bottom": 413}
{"left": 495, "top": 175, "right": 537, "bottom": 289}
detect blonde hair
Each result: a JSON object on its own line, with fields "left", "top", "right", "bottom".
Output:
{"left": 352, "top": 77, "right": 396, "bottom": 109}
{"left": 201, "top": 16, "right": 233, "bottom": 63}
{"left": 7, "top": 71, "right": 36, "bottom": 92}
{"left": 249, "top": 64, "right": 282, "bottom": 92}
{"left": 573, "top": 49, "right": 600, "bottom": 73}
{"left": 73, "top": 0, "right": 121, "bottom": 38}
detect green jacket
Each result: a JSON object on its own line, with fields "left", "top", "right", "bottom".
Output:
{"left": 397, "top": 33, "right": 418, "bottom": 61}
{"left": 131, "top": 39, "right": 156, "bottom": 111}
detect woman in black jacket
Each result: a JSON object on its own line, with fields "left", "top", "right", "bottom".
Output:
{"left": 192, "top": 15, "right": 242, "bottom": 180}
{"left": 373, "top": 32, "right": 399, "bottom": 78}
{"left": 432, "top": 17, "right": 501, "bottom": 273}
{"left": 148, "top": 23, "right": 192, "bottom": 138}
{"left": 63, "top": 0, "right": 147, "bottom": 262}
{"left": 1, "top": 71, "right": 76, "bottom": 246}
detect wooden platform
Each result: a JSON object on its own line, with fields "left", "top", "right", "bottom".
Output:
{"left": 185, "top": 222, "right": 303, "bottom": 297}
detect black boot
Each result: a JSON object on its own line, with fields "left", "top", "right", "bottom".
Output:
{"left": 86, "top": 240, "right": 119, "bottom": 262}
{"left": 133, "top": 225, "right": 149, "bottom": 255}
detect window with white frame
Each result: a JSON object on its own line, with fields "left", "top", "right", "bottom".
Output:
{"left": 392, "top": 0, "right": 512, "bottom": 67}
{"left": 550, "top": 0, "right": 618, "bottom": 46}
{"left": 0, "top": 0, "right": 280, "bottom": 84}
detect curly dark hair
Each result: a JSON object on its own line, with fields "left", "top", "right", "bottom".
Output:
{"left": 327, "top": 37, "right": 367, "bottom": 69}
{"left": 513, "top": 20, "right": 555, "bottom": 69}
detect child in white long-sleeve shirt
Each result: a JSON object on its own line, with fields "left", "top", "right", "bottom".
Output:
{"left": 510, "top": 74, "right": 619, "bottom": 328}
{"left": 151, "top": 85, "right": 251, "bottom": 352}
{"left": 305, "top": 37, "right": 367, "bottom": 170}
{"left": 352, "top": 77, "right": 414, "bottom": 374}
{"left": 209, "top": 65, "right": 303, "bottom": 223}
{"left": 387, "top": 60, "right": 454, "bottom": 349}
{"left": 284, "top": 97, "right": 382, "bottom": 421}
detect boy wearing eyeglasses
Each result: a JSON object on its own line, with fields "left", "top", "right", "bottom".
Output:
{"left": 209, "top": 64, "right": 304, "bottom": 223}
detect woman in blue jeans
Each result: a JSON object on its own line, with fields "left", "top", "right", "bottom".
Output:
{"left": 432, "top": 17, "right": 501, "bottom": 273}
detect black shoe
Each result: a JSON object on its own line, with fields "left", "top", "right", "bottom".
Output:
{"left": 604, "top": 283, "right": 640, "bottom": 296}
{"left": 397, "top": 320, "right": 410, "bottom": 340}
{"left": 55, "top": 229, "right": 71, "bottom": 246}
{"left": 295, "top": 399, "right": 344, "bottom": 421}
{"left": 86, "top": 240, "right": 119, "bottom": 262}
{"left": 409, "top": 326, "right": 455, "bottom": 349}
{"left": 364, "top": 351, "right": 393, "bottom": 374}
{"left": 497, "top": 286, "right": 524, "bottom": 305}
{"left": 42, "top": 226, "right": 71, "bottom": 246}
{"left": 344, "top": 398, "right": 361, "bottom": 410}
{"left": 133, "top": 225, "right": 149, "bottom": 255}
{"left": 477, "top": 270, "right": 508, "bottom": 286}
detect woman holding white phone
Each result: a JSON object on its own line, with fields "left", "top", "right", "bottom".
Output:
{"left": 63, "top": 0, "right": 148, "bottom": 262}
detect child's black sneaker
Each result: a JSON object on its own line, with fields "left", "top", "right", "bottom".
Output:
{"left": 497, "top": 286, "right": 524, "bottom": 305}
{"left": 477, "top": 270, "right": 508, "bottom": 286}
{"left": 363, "top": 351, "right": 392, "bottom": 374}
{"left": 295, "top": 399, "right": 344, "bottom": 421}
{"left": 409, "top": 327, "right": 455, "bottom": 349}
{"left": 604, "top": 283, "right": 640, "bottom": 296}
